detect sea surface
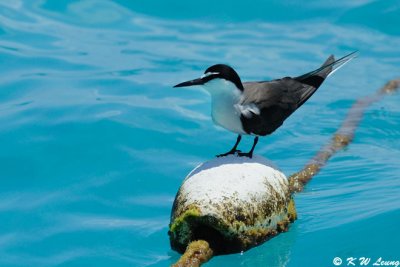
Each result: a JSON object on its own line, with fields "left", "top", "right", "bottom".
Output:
{"left": 0, "top": 1, "right": 399, "bottom": 266}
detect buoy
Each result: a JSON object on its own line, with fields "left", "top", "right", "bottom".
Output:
{"left": 169, "top": 78, "right": 400, "bottom": 266}
{"left": 169, "top": 155, "right": 297, "bottom": 256}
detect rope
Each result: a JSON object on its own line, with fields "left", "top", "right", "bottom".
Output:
{"left": 289, "top": 78, "right": 400, "bottom": 193}
{"left": 172, "top": 240, "right": 213, "bottom": 267}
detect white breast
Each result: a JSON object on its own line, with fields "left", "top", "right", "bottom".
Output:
{"left": 203, "top": 79, "right": 246, "bottom": 134}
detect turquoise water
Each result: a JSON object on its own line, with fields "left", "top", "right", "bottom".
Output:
{"left": 1, "top": 1, "right": 399, "bottom": 266}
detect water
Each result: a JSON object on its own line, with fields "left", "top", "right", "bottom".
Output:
{"left": 0, "top": 1, "right": 399, "bottom": 266}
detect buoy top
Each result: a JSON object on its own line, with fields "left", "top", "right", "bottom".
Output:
{"left": 183, "top": 155, "right": 288, "bottom": 205}
{"left": 187, "top": 154, "right": 279, "bottom": 178}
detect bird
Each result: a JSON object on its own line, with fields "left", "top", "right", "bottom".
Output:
{"left": 174, "top": 51, "right": 357, "bottom": 158}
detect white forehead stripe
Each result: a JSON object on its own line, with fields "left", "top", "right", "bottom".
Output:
{"left": 201, "top": 72, "right": 219, "bottom": 79}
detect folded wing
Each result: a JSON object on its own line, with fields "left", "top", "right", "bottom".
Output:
{"left": 239, "top": 52, "right": 356, "bottom": 136}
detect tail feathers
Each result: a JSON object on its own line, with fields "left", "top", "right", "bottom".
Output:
{"left": 326, "top": 51, "right": 358, "bottom": 77}
{"left": 295, "top": 51, "right": 358, "bottom": 88}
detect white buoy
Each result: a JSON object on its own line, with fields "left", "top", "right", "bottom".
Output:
{"left": 169, "top": 155, "right": 297, "bottom": 255}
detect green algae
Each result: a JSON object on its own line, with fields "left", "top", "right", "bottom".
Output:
{"left": 170, "top": 205, "right": 201, "bottom": 233}
{"left": 170, "top": 197, "right": 298, "bottom": 255}
{"left": 287, "top": 198, "right": 297, "bottom": 221}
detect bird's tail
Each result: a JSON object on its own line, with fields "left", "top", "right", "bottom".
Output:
{"left": 295, "top": 51, "right": 358, "bottom": 88}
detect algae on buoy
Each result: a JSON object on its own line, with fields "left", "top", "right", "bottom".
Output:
{"left": 169, "top": 155, "right": 296, "bottom": 255}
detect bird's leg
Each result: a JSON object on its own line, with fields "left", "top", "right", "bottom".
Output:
{"left": 238, "top": 136, "right": 259, "bottom": 159}
{"left": 216, "top": 135, "right": 242, "bottom": 157}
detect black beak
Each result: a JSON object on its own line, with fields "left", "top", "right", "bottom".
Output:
{"left": 173, "top": 78, "right": 204, "bottom": 88}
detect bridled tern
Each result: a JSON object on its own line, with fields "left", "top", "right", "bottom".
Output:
{"left": 174, "top": 51, "right": 357, "bottom": 158}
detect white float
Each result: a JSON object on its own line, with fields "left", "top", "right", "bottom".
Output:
{"left": 169, "top": 155, "right": 297, "bottom": 255}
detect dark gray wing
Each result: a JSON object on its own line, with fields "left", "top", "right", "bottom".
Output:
{"left": 239, "top": 55, "right": 336, "bottom": 136}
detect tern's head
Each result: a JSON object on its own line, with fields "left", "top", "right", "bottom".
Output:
{"left": 174, "top": 64, "right": 244, "bottom": 92}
